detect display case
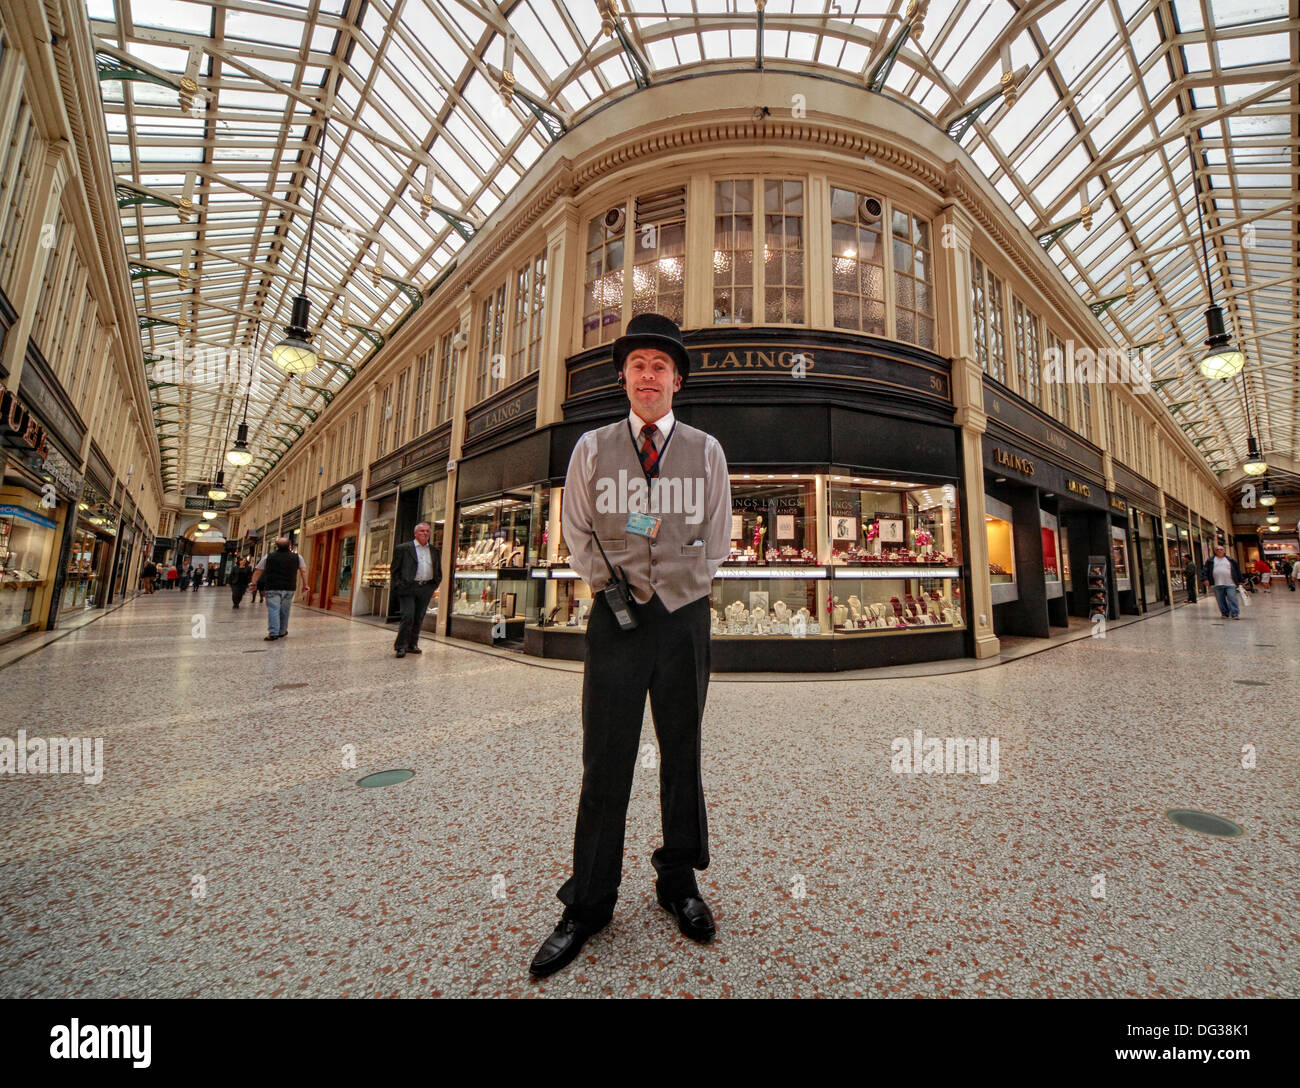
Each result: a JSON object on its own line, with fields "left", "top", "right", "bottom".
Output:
{"left": 728, "top": 476, "right": 819, "bottom": 565}
{"left": 984, "top": 495, "right": 1017, "bottom": 604}
{"left": 828, "top": 568, "right": 964, "bottom": 631}
{"left": 1040, "top": 510, "right": 1063, "bottom": 600}
{"left": 452, "top": 488, "right": 543, "bottom": 643}
{"left": 0, "top": 506, "right": 56, "bottom": 637}
{"left": 710, "top": 567, "right": 827, "bottom": 636}
{"left": 1111, "top": 524, "right": 1131, "bottom": 590}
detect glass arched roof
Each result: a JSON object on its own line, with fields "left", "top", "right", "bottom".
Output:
{"left": 86, "top": 0, "right": 1300, "bottom": 501}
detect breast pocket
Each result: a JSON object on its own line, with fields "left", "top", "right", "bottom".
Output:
{"left": 679, "top": 542, "right": 706, "bottom": 558}
{"left": 601, "top": 537, "right": 628, "bottom": 553}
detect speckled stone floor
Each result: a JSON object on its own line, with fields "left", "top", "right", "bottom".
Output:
{"left": 1, "top": 585, "right": 1295, "bottom": 998}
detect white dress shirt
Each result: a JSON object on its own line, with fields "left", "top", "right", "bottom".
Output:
{"left": 561, "top": 408, "right": 731, "bottom": 589}
{"left": 414, "top": 543, "right": 434, "bottom": 582}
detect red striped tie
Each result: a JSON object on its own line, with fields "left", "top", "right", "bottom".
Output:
{"left": 638, "top": 424, "right": 660, "bottom": 478}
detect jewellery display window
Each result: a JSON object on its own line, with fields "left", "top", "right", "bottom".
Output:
{"left": 728, "top": 476, "right": 818, "bottom": 565}
{"left": 0, "top": 508, "right": 55, "bottom": 636}
{"left": 1060, "top": 526, "right": 1072, "bottom": 591}
{"left": 826, "top": 478, "right": 960, "bottom": 567}
{"left": 1040, "top": 510, "right": 1063, "bottom": 600}
{"left": 984, "top": 495, "right": 1017, "bottom": 604}
{"left": 451, "top": 570, "right": 538, "bottom": 622}
{"left": 1110, "top": 524, "right": 1131, "bottom": 590}
{"left": 533, "top": 567, "right": 593, "bottom": 629}
{"left": 709, "top": 568, "right": 827, "bottom": 637}
{"left": 62, "top": 526, "right": 100, "bottom": 610}
{"left": 455, "top": 491, "right": 533, "bottom": 572}
{"left": 829, "top": 570, "right": 964, "bottom": 631}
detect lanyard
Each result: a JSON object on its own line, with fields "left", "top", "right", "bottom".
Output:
{"left": 626, "top": 417, "right": 677, "bottom": 484}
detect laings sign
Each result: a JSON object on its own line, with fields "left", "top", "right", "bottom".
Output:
{"left": 992, "top": 447, "right": 1035, "bottom": 477}
{"left": 1, "top": 389, "right": 49, "bottom": 458}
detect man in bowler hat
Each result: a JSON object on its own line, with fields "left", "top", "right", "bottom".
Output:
{"left": 529, "top": 313, "right": 732, "bottom": 978}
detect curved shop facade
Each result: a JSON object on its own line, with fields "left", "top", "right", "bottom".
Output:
{"left": 239, "top": 73, "right": 1231, "bottom": 672}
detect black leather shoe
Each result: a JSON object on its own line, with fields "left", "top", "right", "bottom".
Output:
{"left": 529, "top": 917, "right": 605, "bottom": 979}
{"left": 395, "top": 649, "right": 406, "bottom": 658}
{"left": 406, "top": 645, "right": 422, "bottom": 654}
{"left": 657, "top": 894, "right": 716, "bottom": 943}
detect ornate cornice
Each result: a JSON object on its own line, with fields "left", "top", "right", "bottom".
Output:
{"left": 461, "top": 160, "right": 575, "bottom": 284}
{"left": 570, "top": 119, "right": 946, "bottom": 193}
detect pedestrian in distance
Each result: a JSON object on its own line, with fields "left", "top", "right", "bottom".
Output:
{"left": 248, "top": 537, "right": 308, "bottom": 641}
{"left": 1202, "top": 545, "right": 1244, "bottom": 620}
{"left": 166, "top": 565, "right": 178, "bottom": 590}
{"left": 141, "top": 561, "right": 157, "bottom": 594}
{"left": 390, "top": 522, "right": 440, "bottom": 658}
{"left": 229, "top": 558, "right": 253, "bottom": 609}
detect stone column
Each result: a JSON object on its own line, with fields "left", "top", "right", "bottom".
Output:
{"left": 536, "top": 198, "right": 578, "bottom": 428}
{"left": 936, "top": 202, "right": 998, "bottom": 657}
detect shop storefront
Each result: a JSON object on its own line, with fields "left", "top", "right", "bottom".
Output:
{"left": 1106, "top": 495, "right": 1138, "bottom": 616}
{"left": 451, "top": 330, "right": 968, "bottom": 671}
{"left": 1165, "top": 499, "right": 1192, "bottom": 599}
{"left": 303, "top": 501, "right": 360, "bottom": 615}
{"left": 1, "top": 382, "right": 81, "bottom": 638}
{"left": 980, "top": 384, "right": 1110, "bottom": 636}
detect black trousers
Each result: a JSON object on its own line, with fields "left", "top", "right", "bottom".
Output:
{"left": 231, "top": 582, "right": 247, "bottom": 606}
{"left": 558, "top": 592, "right": 711, "bottom": 925}
{"left": 395, "top": 582, "right": 435, "bottom": 649}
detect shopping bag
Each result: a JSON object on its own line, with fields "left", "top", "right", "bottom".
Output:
{"left": 1237, "top": 585, "right": 1249, "bottom": 608}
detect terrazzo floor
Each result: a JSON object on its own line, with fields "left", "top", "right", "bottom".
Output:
{"left": 1, "top": 585, "right": 1296, "bottom": 998}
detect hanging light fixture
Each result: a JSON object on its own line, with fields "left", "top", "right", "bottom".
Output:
{"left": 203, "top": 507, "right": 219, "bottom": 519}
{"left": 1267, "top": 525, "right": 1279, "bottom": 533}
{"left": 207, "top": 470, "right": 228, "bottom": 501}
{"left": 1237, "top": 370, "right": 1268, "bottom": 477}
{"left": 1187, "top": 137, "right": 1245, "bottom": 380}
{"left": 1258, "top": 478, "right": 1276, "bottom": 506}
{"left": 197, "top": 521, "right": 211, "bottom": 531}
{"left": 1266, "top": 514, "right": 1279, "bottom": 525}
{"left": 271, "top": 118, "right": 329, "bottom": 375}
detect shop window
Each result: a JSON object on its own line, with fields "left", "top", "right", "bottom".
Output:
{"left": 453, "top": 490, "right": 540, "bottom": 624}
{"left": 412, "top": 345, "right": 434, "bottom": 436}
{"left": 1013, "top": 298, "right": 1041, "bottom": 405}
{"left": 1111, "top": 523, "right": 1131, "bottom": 589}
{"left": 985, "top": 495, "right": 1017, "bottom": 604}
{"left": 892, "top": 208, "right": 935, "bottom": 349}
{"left": 1041, "top": 510, "right": 1063, "bottom": 599}
{"left": 829, "top": 186, "right": 885, "bottom": 336}
{"left": 375, "top": 382, "right": 392, "bottom": 457}
{"left": 970, "top": 255, "right": 1006, "bottom": 383}
{"left": 474, "top": 283, "right": 506, "bottom": 403}
{"left": 510, "top": 250, "right": 547, "bottom": 381}
{"left": 345, "top": 411, "right": 358, "bottom": 475}
{"left": 712, "top": 180, "right": 754, "bottom": 324}
{"left": 1046, "top": 329, "right": 1067, "bottom": 424}
{"left": 728, "top": 476, "right": 819, "bottom": 565}
{"left": 763, "top": 179, "right": 805, "bottom": 324}
{"left": 392, "top": 367, "right": 410, "bottom": 449}
{"left": 435, "top": 329, "right": 456, "bottom": 425}
{"left": 335, "top": 535, "right": 356, "bottom": 599}
{"left": 584, "top": 207, "right": 625, "bottom": 347}
{"left": 632, "top": 188, "right": 685, "bottom": 325}
{"left": 0, "top": 98, "right": 36, "bottom": 287}
{"left": 0, "top": 506, "right": 56, "bottom": 636}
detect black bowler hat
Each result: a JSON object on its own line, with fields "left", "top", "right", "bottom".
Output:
{"left": 612, "top": 313, "right": 691, "bottom": 384}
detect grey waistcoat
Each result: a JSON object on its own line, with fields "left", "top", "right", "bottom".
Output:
{"left": 590, "top": 418, "right": 712, "bottom": 614}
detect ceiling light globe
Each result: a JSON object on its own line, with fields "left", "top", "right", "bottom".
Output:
{"left": 1267, "top": 525, "right": 1279, "bottom": 533}
{"left": 1242, "top": 458, "right": 1268, "bottom": 477}
{"left": 271, "top": 337, "right": 318, "bottom": 374}
{"left": 226, "top": 445, "right": 253, "bottom": 466}
{"left": 197, "top": 522, "right": 211, "bottom": 531}
{"left": 1266, "top": 515, "right": 1279, "bottom": 525}
{"left": 203, "top": 508, "right": 218, "bottom": 519}
{"left": 207, "top": 486, "right": 228, "bottom": 501}
{"left": 1259, "top": 491, "right": 1276, "bottom": 507}
{"left": 1198, "top": 347, "right": 1244, "bottom": 381}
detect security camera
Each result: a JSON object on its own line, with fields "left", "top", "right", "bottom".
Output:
{"left": 452, "top": 330, "right": 469, "bottom": 350}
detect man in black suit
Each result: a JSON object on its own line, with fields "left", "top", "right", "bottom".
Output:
{"left": 390, "top": 522, "right": 439, "bottom": 658}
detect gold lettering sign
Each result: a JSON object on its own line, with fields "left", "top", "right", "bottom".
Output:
{"left": 992, "top": 447, "right": 1035, "bottom": 476}
{"left": 1110, "top": 497, "right": 1127, "bottom": 512}
{"left": 0, "top": 389, "right": 49, "bottom": 458}
{"left": 1067, "top": 479, "right": 1091, "bottom": 498}
{"left": 306, "top": 505, "right": 353, "bottom": 535}
{"left": 697, "top": 350, "right": 816, "bottom": 371}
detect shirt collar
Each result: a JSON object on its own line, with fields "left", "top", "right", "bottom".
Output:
{"left": 629, "top": 408, "right": 674, "bottom": 441}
